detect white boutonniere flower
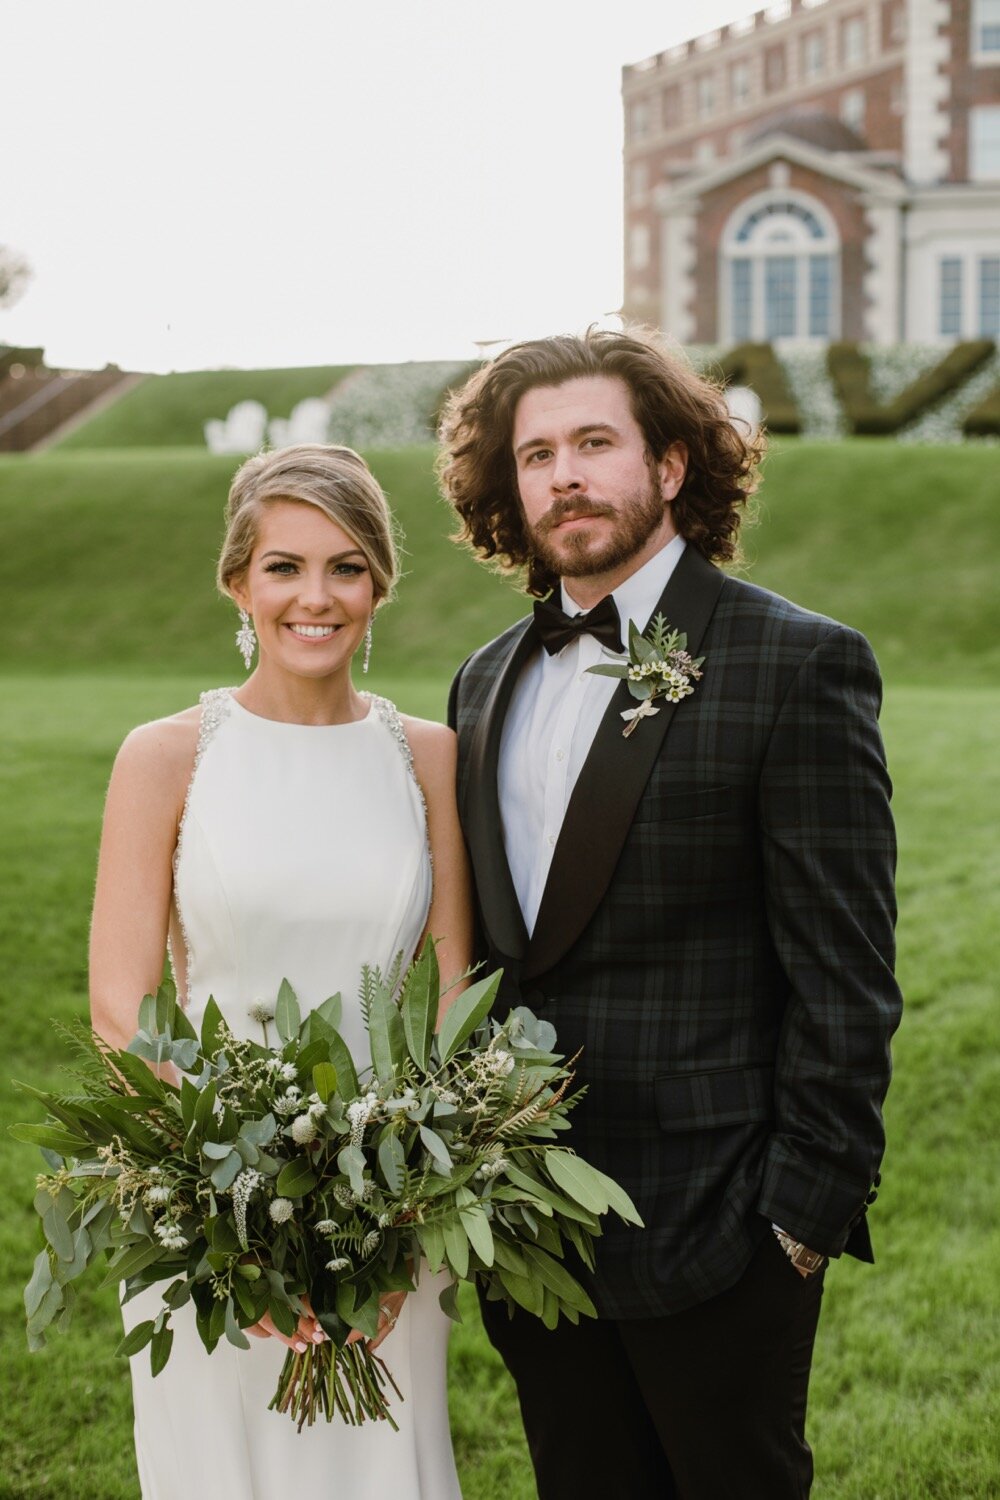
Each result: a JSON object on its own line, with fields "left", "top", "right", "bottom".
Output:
{"left": 586, "top": 613, "right": 705, "bottom": 738}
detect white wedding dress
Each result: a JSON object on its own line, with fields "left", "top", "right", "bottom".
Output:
{"left": 124, "top": 688, "right": 463, "bottom": 1500}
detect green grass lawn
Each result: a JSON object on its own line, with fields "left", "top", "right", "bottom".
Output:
{"left": 1, "top": 437, "right": 998, "bottom": 1496}
{"left": 1, "top": 673, "right": 997, "bottom": 1500}
{"left": 54, "top": 367, "right": 354, "bottom": 450}
{"left": 2, "top": 440, "right": 999, "bottom": 684}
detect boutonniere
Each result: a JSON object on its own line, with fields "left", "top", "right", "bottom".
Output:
{"left": 586, "top": 613, "right": 705, "bottom": 738}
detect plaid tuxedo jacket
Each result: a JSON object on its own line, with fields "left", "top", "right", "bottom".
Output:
{"left": 448, "top": 545, "right": 902, "bottom": 1320}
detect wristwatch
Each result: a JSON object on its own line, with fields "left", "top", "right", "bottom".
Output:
{"left": 773, "top": 1227, "right": 826, "bottom": 1275}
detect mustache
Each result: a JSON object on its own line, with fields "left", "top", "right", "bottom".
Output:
{"left": 536, "top": 499, "right": 614, "bottom": 535}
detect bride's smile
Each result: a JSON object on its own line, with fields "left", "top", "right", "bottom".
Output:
{"left": 230, "top": 499, "right": 375, "bottom": 685}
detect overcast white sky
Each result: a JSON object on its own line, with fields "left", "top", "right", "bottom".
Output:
{"left": 3, "top": 0, "right": 756, "bottom": 372}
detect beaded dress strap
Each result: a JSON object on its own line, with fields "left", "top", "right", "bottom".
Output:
{"left": 364, "top": 693, "right": 432, "bottom": 859}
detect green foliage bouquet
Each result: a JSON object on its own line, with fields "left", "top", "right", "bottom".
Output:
{"left": 13, "top": 941, "right": 640, "bottom": 1430}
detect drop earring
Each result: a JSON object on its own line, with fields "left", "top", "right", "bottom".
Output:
{"left": 235, "top": 608, "right": 257, "bottom": 671}
{"left": 362, "top": 619, "right": 373, "bottom": 674}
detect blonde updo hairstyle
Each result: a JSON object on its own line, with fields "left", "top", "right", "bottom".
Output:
{"left": 217, "top": 444, "right": 399, "bottom": 605}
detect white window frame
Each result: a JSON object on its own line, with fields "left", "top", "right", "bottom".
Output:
{"left": 970, "top": 106, "right": 1000, "bottom": 180}
{"left": 697, "top": 73, "right": 716, "bottom": 118}
{"left": 972, "top": 0, "right": 1000, "bottom": 60}
{"left": 802, "top": 29, "right": 827, "bottom": 80}
{"left": 841, "top": 13, "right": 867, "bottom": 68}
{"left": 719, "top": 190, "right": 842, "bottom": 343}
{"left": 730, "top": 59, "right": 751, "bottom": 107}
{"left": 840, "top": 87, "right": 866, "bottom": 133}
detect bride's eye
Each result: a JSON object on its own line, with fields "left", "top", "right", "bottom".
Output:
{"left": 264, "top": 561, "right": 298, "bottom": 575}
{"left": 333, "top": 562, "right": 366, "bottom": 577}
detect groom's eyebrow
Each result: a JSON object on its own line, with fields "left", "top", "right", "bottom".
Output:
{"left": 261, "top": 549, "right": 367, "bottom": 562}
{"left": 514, "top": 422, "right": 621, "bottom": 458}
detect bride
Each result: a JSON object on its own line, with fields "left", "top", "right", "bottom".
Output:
{"left": 89, "top": 444, "right": 471, "bottom": 1499}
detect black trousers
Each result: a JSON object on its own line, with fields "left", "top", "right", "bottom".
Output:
{"left": 478, "top": 1229, "right": 826, "bottom": 1500}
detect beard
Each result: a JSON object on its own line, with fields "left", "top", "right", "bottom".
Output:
{"left": 527, "top": 476, "right": 666, "bottom": 581}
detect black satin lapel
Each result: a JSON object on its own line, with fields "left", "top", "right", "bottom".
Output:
{"left": 462, "top": 620, "right": 536, "bottom": 961}
{"left": 525, "top": 548, "right": 727, "bottom": 980}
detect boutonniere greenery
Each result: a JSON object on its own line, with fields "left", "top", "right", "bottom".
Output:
{"left": 587, "top": 613, "right": 705, "bottom": 738}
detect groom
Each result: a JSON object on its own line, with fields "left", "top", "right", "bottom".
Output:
{"left": 439, "top": 328, "right": 902, "bottom": 1499}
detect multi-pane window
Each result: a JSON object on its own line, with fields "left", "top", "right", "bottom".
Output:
{"left": 731, "top": 259, "right": 752, "bottom": 341}
{"left": 970, "top": 106, "right": 1000, "bottom": 178}
{"left": 939, "top": 259, "right": 963, "bottom": 336}
{"left": 808, "top": 256, "right": 834, "bottom": 337}
{"left": 840, "top": 88, "right": 866, "bottom": 133}
{"left": 730, "top": 59, "right": 750, "bottom": 107}
{"left": 662, "top": 85, "right": 682, "bottom": 128}
{"left": 764, "top": 257, "right": 798, "bottom": 338}
{"left": 630, "top": 224, "right": 651, "bottom": 272}
{"left": 724, "top": 198, "right": 839, "bottom": 341}
{"left": 802, "top": 31, "right": 827, "bottom": 80}
{"left": 696, "top": 74, "right": 716, "bottom": 118}
{"left": 979, "top": 258, "right": 1000, "bottom": 336}
{"left": 974, "top": 0, "right": 1000, "bottom": 55}
{"left": 841, "top": 15, "right": 867, "bottom": 67}
{"left": 630, "top": 99, "right": 651, "bottom": 140}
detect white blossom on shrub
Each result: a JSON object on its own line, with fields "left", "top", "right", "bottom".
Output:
{"left": 326, "top": 362, "right": 470, "bottom": 449}
{"left": 897, "top": 347, "right": 1000, "bottom": 445}
{"left": 774, "top": 345, "right": 847, "bottom": 438}
{"left": 862, "top": 344, "right": 943, "bottom": 404}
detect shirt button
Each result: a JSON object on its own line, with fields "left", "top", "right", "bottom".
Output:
{"left": 555, "top": 749, "right": 565, "bottom": 762}
{"left": 548, "top": 835, "right": 556, "bottom": 847}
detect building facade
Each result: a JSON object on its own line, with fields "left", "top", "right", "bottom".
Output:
{"left": 622, "top": 0, "right": 1000, "bottom": 343}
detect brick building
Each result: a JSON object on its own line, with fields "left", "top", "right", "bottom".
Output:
{"left": 622, "top": 0, "right": 1000, "bottom": 343}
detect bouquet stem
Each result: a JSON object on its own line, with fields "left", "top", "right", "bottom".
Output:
{"left": 270, "top": 1341, "right": 404, "bottom": 1431}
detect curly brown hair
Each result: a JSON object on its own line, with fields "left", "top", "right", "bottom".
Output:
{"left": 437, "top": 326, "right": 764, "bottom": 596}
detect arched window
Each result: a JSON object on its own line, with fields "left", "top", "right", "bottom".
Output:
{"left": 721, "top": 194, "right": 841, "bottom": 342}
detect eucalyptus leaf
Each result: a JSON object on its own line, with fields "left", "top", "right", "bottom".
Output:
{"left": 544, "top": 1151, "right": 611, "bottom": 1214}
{"left": 42, "top": 1203, "right": 75, "bottom": 1261}
{"left": 417, "top": 1221, "right": 446, "bottom": 1273}
{"left": 337, "top": 1143, "right": 366, "bottom": 1198}
{"left": 378, "top": 1132, "right": 405, "bottom": 1194}
{"left": 150, "top": 1322, "right": 174, "bottom": 1376}
{"left": 459, "top": 1203, "right": 495, "bottom": 1267}
{"left": 315, "top": 993, "right": 343, "bottom": 1031}
{"left": 274, "top": 979, "right": 301, "bottom": 1045}
{"left": 586, "top": 662, "right": 630, "bottom": 679}
{"left": 442, "top": 1216, "right": 469, "bottom": 1279}
{"left": 400, "top": 938, "right": 438, "bottom": 1072}
{"left": 115, "top": 1319, "right": 156, "bottom": 1359}
{"left": 24, "top": 1251, "right": 53, "bottom": 1320}
{"left": 202, "top": 1139, "right": 236, "bottom": 1160}
{"left": 418, "top": 1125, "right": 453, "bottom": 1173}
{"left": 275, "top": 1158, "right": 318, "bottom": 1198}
{"left": 224, "top": 1297, "right": 251, "bottom": 1350}
{"left": 239, "top": 1114, "right": 277, "bottom": 1147}
{"left": 210, "top": 1151, "right": 242, "bottom": 1192}
{"left": 199, "top": 997, "right": 227, "bottom": 1057}
{"left": 312, "top": 1062, "right": 338, "bottom": 1103}
{"left": 325, "top": 1029, "right": 359, "bottom": 1101}
{"left": 438, "top": 1278, "right": 462, "bottom": 1323}
{"left": 100, "top": 1241, "right": 165, "bottom": 1289}
{"left": 438, "top": 969, "right": 503, "bottom": 1063}
{"left": 11, "top": 1122, "right": 87, "bottom": 1158}
{"left": 369, "top": 986, "right": 405, "bottom": 1085}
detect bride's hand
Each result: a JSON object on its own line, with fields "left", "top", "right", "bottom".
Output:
{"left": 247, "top": 1296, "right": 326, "bottom": 1353}
{"left": 347, "top": 1291, "right": 407, "bottom": 1353}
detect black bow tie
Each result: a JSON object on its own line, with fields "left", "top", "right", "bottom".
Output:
{"left": 533, "top": 594, "right": 623, "bottom": 656}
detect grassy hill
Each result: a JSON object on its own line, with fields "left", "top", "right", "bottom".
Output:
{"left": 0, "top": 439, "right": 997, "bottom": 684}
{"left": 55, "top": 366, "right": 353, "bottom": 449}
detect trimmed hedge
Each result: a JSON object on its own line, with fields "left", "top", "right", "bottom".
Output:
{"left": 827, "top": 340, "right": 996, "bottom": 434}
{"left": 709, "top": 344, "right": 800, "bottom": 433}
{"left": 962, "top": 381, "right": 1000, "bottom": 437}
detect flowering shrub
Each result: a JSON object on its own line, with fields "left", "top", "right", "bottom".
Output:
{"left": 326, "top": 362, "right": 472, "bottom": 449}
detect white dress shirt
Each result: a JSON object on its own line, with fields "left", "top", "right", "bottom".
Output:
{"left": 498, "top": 534, "right": 687, "bottom": 934}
